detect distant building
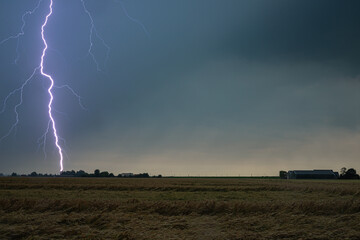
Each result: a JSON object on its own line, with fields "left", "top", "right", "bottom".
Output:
{"left": 287, "top": 170, "right": 339, "bottom": 179}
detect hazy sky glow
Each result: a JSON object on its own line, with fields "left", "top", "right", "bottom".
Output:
{"left": 0, "top": 0, "right": 360, "bottom": 175}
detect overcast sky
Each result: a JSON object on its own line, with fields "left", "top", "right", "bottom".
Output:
{"left": 0, "top": 0, "right": 360, "bottom": 175}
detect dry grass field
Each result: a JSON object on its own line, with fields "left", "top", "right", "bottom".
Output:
{"left": 0, "top": 177, "right": 359, "bottom": 239}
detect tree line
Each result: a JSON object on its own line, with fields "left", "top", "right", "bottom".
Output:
{"left": 339, "top": 167, "right": 359, "bottom": 179}
{"left": 7, "top": 169, "right": 162, "bottom": 178}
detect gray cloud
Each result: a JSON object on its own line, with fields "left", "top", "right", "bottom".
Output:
{"left": 0, "top": 0, "right": 360, "bottom": 174}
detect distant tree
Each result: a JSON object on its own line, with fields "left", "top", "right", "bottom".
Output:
{"left": 100, "top": 171, "right": 109, "bottom": 177}
{"left": 279, "top": 171, "right": 287, "bottom": 179}
{"left": 0, "top": 173, "right": 3, "bottom": 177}
{"left": 109, "top": 173, "right": 115, "bottom": 177}
{"left": 347, "top": 168, "right": 357, "bottom": 175}
{"left": 94, "top": 169, "right": 100, "bottom": 177}
{"left": 11, "top": 172, "right": 17, "bottom": 177}
{"left": 117, "top": 174, "right": 123, "bottom": 178}
{"left": 340, "top": 168, "right": 360, "bottom": 179}
{"left": 30, "top": 172, "right": 38, "bottom": 177}
{"left": 340, "top": 167, "right": 347, "bottom": 176}
{"left": 60, "top": 170, "right": 78, "bottom": 177}
{"left": 157, "top": 174, "right": 162, "bottom": 178}
{"left": 76, "top": 170, "right": 87, "bottom": 177}
{"left": 134, "top": 173, "right": 150, "bottom": 178}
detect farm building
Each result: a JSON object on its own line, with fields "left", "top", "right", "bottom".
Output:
{"left": 287, "top": 170, "right": 339, "bottom": 179}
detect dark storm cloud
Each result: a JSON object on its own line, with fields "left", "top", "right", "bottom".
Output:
{"left": 0, "top": 0, "right": 360, "bottom": 174}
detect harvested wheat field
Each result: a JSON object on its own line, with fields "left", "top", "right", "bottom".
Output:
{"left": 0, "top": 177, "right": 359, "bottom": 239}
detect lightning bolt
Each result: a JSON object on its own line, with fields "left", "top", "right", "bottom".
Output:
{"left": 0, "top": 0, "right": 43, "bottom": 64}
{"left": 0, "top": 67, "right": 39, "bottom": 142}
{"left": 39, "top": 0, "right": 64, "bottom": 172}
{"left": 81, "top": 0, "right": 110, "bottom": 72}
{"left": 0, "top": 0, "right": 66, "bottom": 172}
{"left": 116, "top": 0, "right": 150, "bottom": 38}
{"left": 1, "top": 0, "right": 147, "bottom": 172}
{"left": 0, "top": 0, "right": 43, "bottom": 131}
{"left": 0, "top": 0, "right": 99, "bottom": 173}
{"left": 54, "top": 85, "right": 86, "bottom": 111}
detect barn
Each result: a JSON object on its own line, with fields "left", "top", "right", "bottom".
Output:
{"left": 287, "top": 170, "right": 339, "bottom": 179}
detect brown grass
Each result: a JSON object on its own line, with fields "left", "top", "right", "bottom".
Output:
{"left": 0, "top": 177, "right": 359, "bottom": 239}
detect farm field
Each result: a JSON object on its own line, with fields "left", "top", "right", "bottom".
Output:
{"left": 0, "top": 177, "right": 359, "bottom": 239}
